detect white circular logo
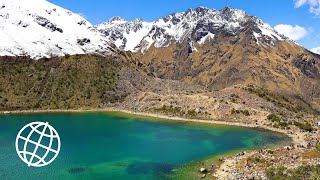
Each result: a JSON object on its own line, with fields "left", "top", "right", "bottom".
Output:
{"left": 15, "top": 122, "right": 61, "bottom": 167}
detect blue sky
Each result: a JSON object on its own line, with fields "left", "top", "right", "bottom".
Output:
{"left": 48, "top": 0, "right": 320, "bottom": 52}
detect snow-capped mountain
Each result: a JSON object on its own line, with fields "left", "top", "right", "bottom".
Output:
{"left": 97, "top": 7, "right": 287, "bottom": 53}
{"left": 0, "top": 0, "right": 111, "bottom": 59}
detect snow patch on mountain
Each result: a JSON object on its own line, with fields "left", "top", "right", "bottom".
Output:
{"left": 97, "top": 18, "right": 153, "bottom": 51}
{"left": 0, "top": 1, "right": 292, "bottom": 58}
{"left": 259, "top": 23, "right": 283, "bottom": 40}
{"left": 198, "top": 33, "right": 215, "bottom": 44}
{"left": 311, "top": 47, "right": 320, "bottom": 54}
{"left": 0, "top": 0, "right": 111, "bottom": 59}
{"left": 98, "top": 7, "right": 288, "bottom": 53}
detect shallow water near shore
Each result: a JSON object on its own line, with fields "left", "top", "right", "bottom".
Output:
{"left": 0, "top": 112, "right": 290, "bottom": 180}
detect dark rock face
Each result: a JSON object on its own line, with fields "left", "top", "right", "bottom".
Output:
{"left": 77, "top": 20, "right": 87, "bottom": 26}
{"left": 171, "top": 16, "right": 181, "bottom": 25}
{"left": 34, "top": 16, "right": 63, "bottom": 33}
{"left": 108, "top": 16, "right": 125, "bottom": 23}
{"left": 294, "top": 57, "right": 320, "bottom": 79}
{"left": 77, "top": 38, "right": 91, "bottom": 46}
{"left": 98, "top": 6, "right": 289, "bottom": 54}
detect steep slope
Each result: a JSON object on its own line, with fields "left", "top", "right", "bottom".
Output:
{"left": 0, "top": 54, "right": 207, "bottom": 111}
{"left": 0, "top": 55, "right": 122, "bottom": 110}
{"left": 97, "top": 17, "right": 153, "bottom": 52}
{"left": 100, "top": 7, "right": 320, "bottom": 112}
{"left": 0, "top": 0, "right": 112, "bottom": 59}
{"left": 97, "top": 7, "right": 286, "bottom": 53}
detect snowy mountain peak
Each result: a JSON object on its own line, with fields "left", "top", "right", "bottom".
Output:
{"left": 0, "top": 2, "right": 290, "bottom": 58}
{"left": 220, "top": 7, "right": 247, "bottom": 22}
{"left": 0, "top": 0, "right": 112, "bottom": 59}
{"left": 195, "top": 6, "right": 209, "bottom": 11}
{"left": 98, "top": 6, "right": 285, "bottom": 53}
{"left": 132, "top": 18, "right": 144, "bottom": 23}
{"left": 107, "top": 16, "right": 126, "bottom": 24}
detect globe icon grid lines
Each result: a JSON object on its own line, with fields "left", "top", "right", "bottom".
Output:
{"left": 15, "top": 122, "right": 61, "bottom": 167}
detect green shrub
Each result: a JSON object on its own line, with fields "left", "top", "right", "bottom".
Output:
{"left": 230, "top": 94, "right": 240, "bottom": 98}
{"left": 187, "top": 109, "right": 197, "bottom": 117}
{"left": 157, "top": 105, "right": 183, "bottom": 116}
{"left": 267, "top": 150, "right": 274, "bottom": 154}
{"left": 247, "top": 157, "right": 265, "bottom": 164}
{"left": 273, "top": 124, "right": 280, "bottom": 128}
{"left": 241, "top": 110, "right": 250, "bottom": 116}
{"left": 267, "top": 114, "right": 281, "bottom": 122}
{"left": 230, "top": 109, "right": 250, "bottom": 116}
{"left": 266, "top": 166, "right": 288, "bottom": 180}
{"left": 294, "top": 121, "right": 313, "bottom": 132}
{"left": 266, "top": 165, "right": 320, "bottom": 180}
{"left": 278, "top": 121, "right": 288, "bottom": 127}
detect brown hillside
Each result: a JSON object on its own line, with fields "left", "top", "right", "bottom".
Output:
{"left": 128, "top": 31, "right": 320, "bottom": 112}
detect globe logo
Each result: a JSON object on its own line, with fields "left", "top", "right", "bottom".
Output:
{"left": 15, "top": 122, "right": 61, "bottom": 167}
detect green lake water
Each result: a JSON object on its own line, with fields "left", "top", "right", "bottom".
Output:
{"left": 0, "top": 112, "right": 290, "bottom": 180}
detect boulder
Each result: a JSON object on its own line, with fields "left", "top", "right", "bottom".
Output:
{"left": 200, "top": 168, "right": 207, "bottom": 173}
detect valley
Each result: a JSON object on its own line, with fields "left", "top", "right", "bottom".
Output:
{"left": 0, "top": 0, "right": 320, "bottom": 179}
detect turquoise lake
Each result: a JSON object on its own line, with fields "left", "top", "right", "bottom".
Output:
{"left": 0, "top": 112, "right": 290, "bottom": 180}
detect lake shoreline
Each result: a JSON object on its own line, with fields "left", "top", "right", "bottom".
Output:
{"left": 0, "top": 108, "right": 305, "bottom": 179}
{"left": 0, "top": 108, "right": 300, "bottom": 143}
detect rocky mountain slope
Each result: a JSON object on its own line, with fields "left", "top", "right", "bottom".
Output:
{"left": 0, "top": 1, "right": 319, "bottom": 113}
{"left": 0, "top": 54, "right": 206, "bottom": 111}
{"left": 0, "top": 3, "right": 319, "bottom": 179}
{"left": 0, "top": 0, "right": 112, "bottom": 59}
{"left": 97, "top": 7, "right": 287, "bottom": 53}
{"left": 99, "top": 7, "right": 320, "bottom": 112}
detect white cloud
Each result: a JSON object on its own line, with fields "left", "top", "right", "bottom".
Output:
{"left": 294, "top": 0, "right": 320, "bottom": 16}
{"left": 311, "top": 47, "right": 320, "bottom": 54}
{"left": 274, "top": 24, "right": 308, "bottom": 41}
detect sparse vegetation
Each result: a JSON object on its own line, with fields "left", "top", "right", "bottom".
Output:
{"left": 244, "top": 84, "right": 306, "bottom": 113}
{"left": 0, "top": 55, "right": 123, "bottom": 110}
{"left": 247, "top": 156, "right": 265, "bottom": 164}
{"left": 293, "top": 121, "right": 313, "bottom": 132}
{"left": 267, "top": 114, "right": 290, "bottom": 129}
{"left": 230, "top": 94, "right": 240, "bottom": 103}
{"left": 267, "top": 114, "right": 281, "bottom": 122}
{"left": 187, "top": 109, "right": 198, "bottom": 117}
{"left": 268, "top": 115, "right": 311, "bottom": 131}
{"left": 266, "top": 165, "right": 320, "bottom": 180}
{"left": 231, "top": 108, "right": 250, "bottom": 116}
{"left": 155, "top": 105, "right": 184, "bottom": 116}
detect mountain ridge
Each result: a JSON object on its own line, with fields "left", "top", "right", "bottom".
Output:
{"left": 0, "top": 2, "right": 315, "bottom": 58}
{"left": 105, "top": 7, "right": 320, "bottom": 112}
{"left": 0, "top": 1, "right": 319, "bottom": 112}
{"left": 97, "top": 6, "right": 291, "bottom": 53}
{"left": 0, "top": 0, "right": 113, "bottom": 59}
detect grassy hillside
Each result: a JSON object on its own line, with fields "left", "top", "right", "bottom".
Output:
{"left": 0, "top": 55, "right": 124, "bottom": 110}
{"left": 130, "top": 32, "right": 320, "bottom": 113}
